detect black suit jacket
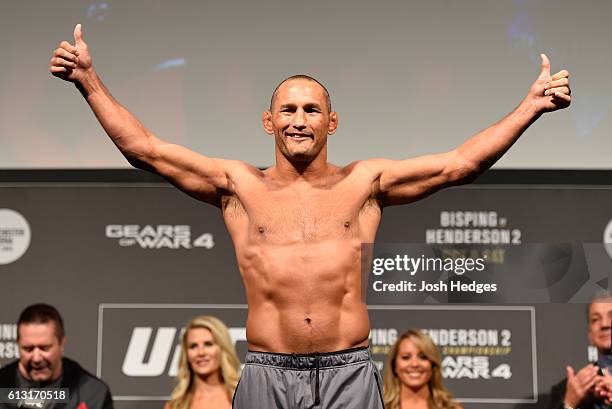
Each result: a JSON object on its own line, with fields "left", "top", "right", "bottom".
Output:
{"left": 548, "top": 377, "right": 607, "bottom": 409}
{"left": 0, "top": 357, "right": 113, "bottom": 409}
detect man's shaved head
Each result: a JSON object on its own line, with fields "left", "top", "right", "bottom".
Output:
{"left": 270, "top": 75, "right": 332, "bottom": 113}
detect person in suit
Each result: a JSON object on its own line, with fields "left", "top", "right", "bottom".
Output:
{"left": 0, "top": 303, "right": 113, "bottom": 409}
{"left": 547, "top": 293, "right": 612, "bottom": 409}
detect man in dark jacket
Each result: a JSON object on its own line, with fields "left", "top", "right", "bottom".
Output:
{"left": 0, "top": 304, "right": 113, "bottom": 409}
{"left": 547, "top": 293, "right": 612, "bottom": 409}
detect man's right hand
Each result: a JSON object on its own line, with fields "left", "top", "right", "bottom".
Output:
{"left": 50, "top": 24, "right": 92, "bottom": 84}
{"left": 564, "top": 364, "right": 601, "bottom": 407}
{"left": 594, "top": 368, "right": 612, "bottom": 404}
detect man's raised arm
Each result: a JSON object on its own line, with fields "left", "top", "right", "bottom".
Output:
{"left": 370, "top": 54, "right": 571, "bottom": 206}
{"left": 50, "top": 24, "right": 235, "bottom": 207}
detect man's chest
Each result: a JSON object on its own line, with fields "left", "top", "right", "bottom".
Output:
{"left": 222, "top": 185, "right": 381, "bottom": 242}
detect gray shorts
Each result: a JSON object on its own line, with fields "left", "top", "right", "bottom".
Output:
{"left": 232, "top": 347, "right": 384, "bottom": 409}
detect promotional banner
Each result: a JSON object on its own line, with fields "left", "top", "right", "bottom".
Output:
{"left": 1, "top": 173, "right": 610, "bottom": 409}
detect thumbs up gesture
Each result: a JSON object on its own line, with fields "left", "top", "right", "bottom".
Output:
{"left": 528, "top": 53, "right": 571, "bottom": 113}
{"left": 50, "top": 24, "right": 93, "bottom": 83}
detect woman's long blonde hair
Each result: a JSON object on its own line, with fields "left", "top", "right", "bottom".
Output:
{"left": 383, "top": 329, "right": 459, "bottom": 409}
{"left": 167, "top": 316, "right": 241, "bottom": 409}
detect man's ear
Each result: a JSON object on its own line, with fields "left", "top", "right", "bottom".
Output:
{"left": 328, "top": 111, "right": 338, "bottom": 135}
{"left": 262, "top": 110, "right": 274, "bottom": 135}
{"left": 59, "top": 336, "right": 67, "bottom": 353}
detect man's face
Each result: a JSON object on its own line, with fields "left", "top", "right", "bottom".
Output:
{"left": 263, "top": 79, "right": 338, "bottom": 164}
{"left": 588, "top": 300, "right": 612, "bottom": 352}
{"left": 18, "top": 323, "right": 65, "bottom": 383}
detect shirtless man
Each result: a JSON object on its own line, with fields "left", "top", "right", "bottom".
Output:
{"left": 50, "top": 24, "right": 571, "bottom": 408}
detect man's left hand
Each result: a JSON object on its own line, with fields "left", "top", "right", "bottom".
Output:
{"left": 528, "top": 53, "right": 571, "bottom": 113}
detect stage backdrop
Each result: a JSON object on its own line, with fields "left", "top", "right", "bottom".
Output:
{"left": 0, "top": 170, "right": 610, "bottom": 409}
{"left": 2, "top": 1, "right": 612, "bottom": 169}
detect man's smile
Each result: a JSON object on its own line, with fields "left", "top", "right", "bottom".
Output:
{"left": 286, "top": 132, "right": 313, "bottom": 139}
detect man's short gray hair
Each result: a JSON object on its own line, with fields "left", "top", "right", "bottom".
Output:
{"left": 270, "top": 75, "right": 332, "bottom": 113}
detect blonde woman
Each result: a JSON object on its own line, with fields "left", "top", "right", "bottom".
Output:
{"left": 165, "top": 316, "right": 241, "bottom": 409}
{"left": 384, "top": 329, "right": 464, "bottom": 409}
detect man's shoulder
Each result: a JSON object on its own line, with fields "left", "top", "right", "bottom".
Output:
{"left": 221, "top": 160, "right": 266, "bottom": 189}
{"left": 62, "top": 358, "right": 113, "bottom": 409}
{"left": 546, "top": 377, "right": 567, "bottom": 409}
{"left": 344, "top": 158, "right": 390, "bottom": 177}
{"left": 0, "top": 360, "right": 18, "bottom": 386}
{"left": 224, "top": 159, "right": 262, "bottom": 177}
{"left": 550, "top": 376, "right": 567, "bottom": 393}
{"left": 548, "top": 376, "right": 598, "bottom": 409}
{"left": 339, "top": 159, "right": 390, "bottom": 192}
{"left": 62, "top": 358, "right": 109, "bottom": 391}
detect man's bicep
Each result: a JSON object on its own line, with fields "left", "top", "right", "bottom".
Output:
{"left": 150, "top": 142, "right": 234, "bottom": 206}
{"left": 375, "top": 150, "right": 474, "bottom": 206}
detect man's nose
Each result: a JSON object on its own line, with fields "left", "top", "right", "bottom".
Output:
{"left": 292, "top": 109, "right": 306, "bottom": 129}
{"left": 32, "top": 349, "right": 43, "bottom": 362}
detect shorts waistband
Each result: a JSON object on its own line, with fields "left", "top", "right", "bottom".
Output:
{"left": 245, "top": 346, "right": 371, "bottom": 369}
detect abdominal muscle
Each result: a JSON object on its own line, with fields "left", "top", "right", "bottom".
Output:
{"left": 237, "top": 238, "right": 371, "bottom": 353}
